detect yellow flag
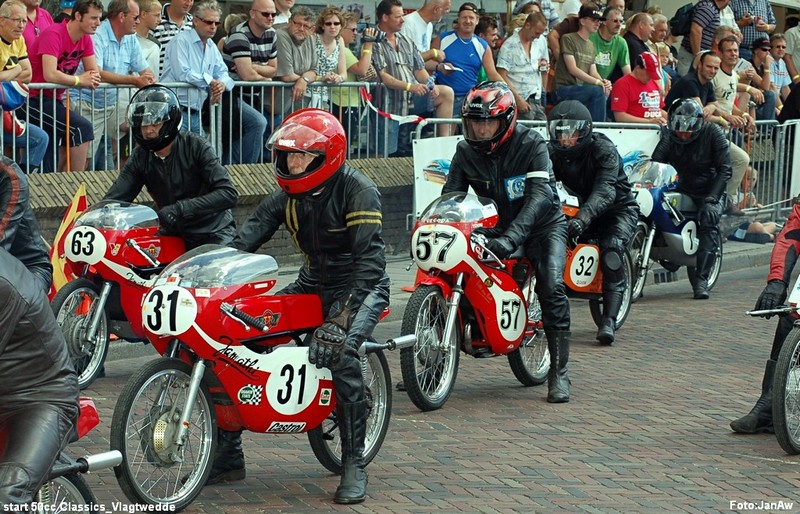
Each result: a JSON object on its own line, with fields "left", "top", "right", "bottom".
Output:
{"left": 49, "top": 183, "right": 88, "bottom": 296}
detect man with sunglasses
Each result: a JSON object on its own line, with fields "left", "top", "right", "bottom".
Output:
{"left": 270, "top": 7, "right": 317, "bottom": 120}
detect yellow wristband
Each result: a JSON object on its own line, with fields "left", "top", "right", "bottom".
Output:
{"left": 746, "top": 85, "right": 752, "bottom": 93}
{"left": 362, "top": 49, "right": 371, "bottom": 54}
{"left": 73, "top": 75, "right": 79, "bottom": 87}
{"left": 793, "top": 74, "right": 800, "bottom": 81}
{"left": 595, "top": 79, "right": 601, "bottom": 86}
{"left": 433, "top": 49, "right": 438, "bottom": 58}
{"left": 719, "top": 116, "right": 725, "bottom": 123}
{"left": 405, "top": 82, "right": 411, "bottom": 92}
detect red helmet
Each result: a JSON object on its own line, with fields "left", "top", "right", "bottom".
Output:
{"left": 461, "top": 81, "right": 517, "bottom": 155}
{"left": 268, "top": 108, "right": 347, "bottom": 198}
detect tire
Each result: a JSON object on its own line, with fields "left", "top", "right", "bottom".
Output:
{"left": 589, "top": 250, "right": 634, "bottom": 330}
{"left": 399, "top": 284, "right": 460, "bottom": 412}
{"left": 773, "top": 328, "right": 800, "bottom": 455}
{"left": 508, "top": 274, "right": 549, "bottom": 386}
{"left": 111, "top": 358, "right": 216, "bottom": 511}
{"left": 35, "top": 473, "right": 96, "bottom": 508}
{"left": 628, "top": 222, "right": 649, "bottom": 303}
{"left": 687, "top": 235, "right": 724, "bottom": 291}
{"left": 308, "top": 349, "right": 392, "bottom": 474}
{"left": 51, "top": 278, "right": 109, "bottom": 389}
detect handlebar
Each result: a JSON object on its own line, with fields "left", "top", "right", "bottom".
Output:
{"left": 469, "top": 233, "right": 506, "bottom": 270}
{"left": 127, "top": 239, "right": 160, "bottom": 267}
{"left": 358, "top": 334, "right": 417, "bottom": 357}
{"left": 746, "top": 306, "right": 799, "bottom": 317}
{"left": 221, "top": 302, "right": 268, "bottom": 332}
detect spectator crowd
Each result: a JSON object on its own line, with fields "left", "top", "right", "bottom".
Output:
{"left": 2, "top": 0, "right": 798, "bottom": 187}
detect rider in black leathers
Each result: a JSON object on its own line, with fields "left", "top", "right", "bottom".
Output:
{"left": 445, "top": 81, "right": 572, "bottom": 403}
{"left": 548, "top": 101, "right": 639, "bottom": 345}
{"left": 0, "top": 248, "right": 79, "bottom": 504}
{"left": 104, "top": 85, "right": 238, "bottom": 250}
{"left": 651, "top": 98, "right": 732, "bottom": 299}
{"left": 0, "top": 156, "right": 53, "bottom": 292}
{"left": 231, "top": 108, "right": 389, "bottom": 504}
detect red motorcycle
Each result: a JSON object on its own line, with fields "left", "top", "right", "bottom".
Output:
{"left": 50, "top": 201, "right": 186, "bottom": 389}
{"left": 30, "top": 398, "right": 122, "bottom": 507}
{"left": 400, "top": 192, "right": 549, "bottom": 412}
{"left": 110, "top": 245, "right": 414, "bottom": 511}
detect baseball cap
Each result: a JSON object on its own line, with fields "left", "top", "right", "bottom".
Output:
{"left": 512, "top": 0, "right": 540, "bottom": 16}
{"left": 60, "top": 0, "right": 75, "bottom": 8}
{"left": 578, "top": 5, "right": 606, "bottom": 21}
{"left": 459, "top": 2, "right": 480, "bottom": 15}
{"left": 636, "top": 51, "right": 663, "bottom": 82}
{"left": 752, "top": 36, "right": 771, "bottom": 51}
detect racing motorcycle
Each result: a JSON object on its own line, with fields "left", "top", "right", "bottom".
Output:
{"left": 32, "top": 398, "right": 122, "bottom": 507}
{"left": 110, "top": 245, "right": 414, "bottom": 511}
{"left": 50, "top": 201, "right": 186, "bottom": 389}
{"left": 626, "top": 158, "right": 723, "bottom": 301}
{"left": 399, "top": 192, "right": 550, "bottom": 412}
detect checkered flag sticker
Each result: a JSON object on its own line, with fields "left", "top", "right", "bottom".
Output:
{"left": 237, "top": 384, "right": 263, "bottom": 406}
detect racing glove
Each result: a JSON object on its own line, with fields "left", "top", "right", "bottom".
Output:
{"left": 472, "top": 226, "right": 503, "bottom": 242}
{"left": 157, "top": 203, "right": 182, "bottom": 230}
{"left": 566, "top": 218, "right": 586, "bottom": 248}
{"left": 485, "top": 236, "right": 515, "bottom": 260}
{"left": 754, "top": 279, "right": 788, "bottom": 318}
{"left": 308, "top": 320, "right": 348, "bottom": 369}
{"left": 698, "top": 197, "right": 720, "bottom": 227}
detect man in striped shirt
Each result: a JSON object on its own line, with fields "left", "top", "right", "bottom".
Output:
{"left": 150, "top": 0, "right": 193, "bottom": 71}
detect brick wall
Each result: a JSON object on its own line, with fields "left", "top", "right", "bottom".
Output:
{"left": 29, "top": 158, "right": 415, "bottom": 266}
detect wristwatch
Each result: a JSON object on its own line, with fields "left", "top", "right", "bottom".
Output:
{"left": 301, "top": 74, "right": 312, "bottom": 83}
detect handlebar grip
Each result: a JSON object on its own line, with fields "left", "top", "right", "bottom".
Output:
{"left": 221, "top": 303, "right": 268, "bottom": 331}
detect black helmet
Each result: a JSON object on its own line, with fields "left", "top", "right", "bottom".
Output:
{"left": 461, "top": 81, "right": 517, "bottom": 155}
{"left": 127, "top": 85, "right": 182, "bottom": 152}
{"left": 667, "top": 98, "right": 704, "bottom": 144}
{"left": 548, "top": 100, "right": 593, "bottom": 154}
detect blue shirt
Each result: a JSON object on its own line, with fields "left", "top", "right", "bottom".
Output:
{"left": 77, "top": 20, "right": 149, "bottom": 108}
{"left": 161, "top": 28, "right": 234, "bottom": 110}
{"left": 437, "top": 30, "right": 488, "bottom": 98}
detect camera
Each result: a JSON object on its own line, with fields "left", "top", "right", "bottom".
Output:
{"left": 362, "top": 26, "right": 386, "bottom": 43}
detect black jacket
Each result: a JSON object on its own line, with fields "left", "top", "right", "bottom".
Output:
{"left": 549, "top": 132, "right": 638, "bottom": 227}
{"left": 104, "top": 132, "right": 238, "bottom": 237}
{"left": 0, "top": 157, "right": 52, "bottom": 292}
{"left": 651, "top": 124, "right": 732, "bottom": 202}
{"left": 444, "top": 124, "right": 563, "bottom": 246}
{"left": 231, "top": 165, "right": 386, "bottom": 317}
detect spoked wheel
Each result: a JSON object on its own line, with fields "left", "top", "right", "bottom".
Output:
{"left": 308, "top": 349, "right": 392, "bottom": 474}
{"left": 508, "top": 275, "right": 549, "bottom": 385}
{"left": 687, "top": 233, "right": 724, "bottom": 291}
{"left": 628, "top": 222, "right": 649, "bottom": 302}
{"left": 51, "top": 278, "right": 109, "bottom": 389}
{"left": 773, "top": 329, "right": 800, "bottom": 454}
{"left": 400, "top": 284, "right": 460, "bottom": 411}
{"left": 110, "top": 358, "right": 216, "bottom": 511}
{"left": 35, "top": 474, "right": 96, "bottom": 510}
{"left": 589, "top": 250, "right": 634, "bottom": 329}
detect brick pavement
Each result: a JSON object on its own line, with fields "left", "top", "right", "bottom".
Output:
{"left": 69, "top": 241, "right": 800, "bottom": 514}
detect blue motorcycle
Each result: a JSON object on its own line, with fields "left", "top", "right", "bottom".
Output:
{"left": 624, "top": 153, "right": 723, "bottom": 301}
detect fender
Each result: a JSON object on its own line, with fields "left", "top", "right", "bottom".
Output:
{"left": 415, "top": 274, "right": 454, "bottom": 298}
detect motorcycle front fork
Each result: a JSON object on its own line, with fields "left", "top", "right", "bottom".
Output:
{"left": 440, "top": 273, "right": 465, "bottom": 352}
{"left": 85, "top": 281, "right": 112, "bottom": 342}
{"left": 636, "top": 227, "right": 657, "bottom": 283}
{"left": 155, "top": 358, "right": 207, "bottom": 463}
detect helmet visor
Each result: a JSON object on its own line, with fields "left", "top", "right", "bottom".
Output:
{"left": 670, "top": 114, "right": 702, "bottom": 134}
{"left": 463, "top": 118, "right": 502, "bottom": 142}
{"left": 127, "top": 101, "right": 172, "bottom": 127}
{"left": 267, "top": 121, "right": 328, "bottom": 155}
{"left": 549, "top": 118, "right": 590, "bottom": 148}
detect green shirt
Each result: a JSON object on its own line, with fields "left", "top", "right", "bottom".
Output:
{"left": 589, "top": 32, "right": 630, "bottom": 81}
{"left": 332, "top": 47, "right": 360, "bottom": 108}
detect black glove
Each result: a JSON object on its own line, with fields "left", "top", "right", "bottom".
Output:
{"left": 755, "top": 280, "right": 788, "bottom": 318}
{"left": 485, "top": 236, "right": 515, "bottom": 260}
{"left": 308, "top": 320, "right": 348, "bottom": 369}
{"left": 157, "top": 203, "right": 181, "bottom": 230}
{"left": 698, "top": 198, "right": 720, "bottom": 227}
{"left": 472, "top": 226, "right": 503, "bottom": 241}
{"left": 566, "top": 218, "right": 586, "bottom": 248}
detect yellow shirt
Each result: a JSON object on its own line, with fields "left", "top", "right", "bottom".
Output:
{"left": 0, "top": 36, "right": 27, "bottom": 71}
{"left": 331, "top": 47, "right": 360, "bottom": 108}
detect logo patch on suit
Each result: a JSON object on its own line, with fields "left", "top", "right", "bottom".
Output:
{"left": 504, "top": 175, "right": 526, "bottom": 201}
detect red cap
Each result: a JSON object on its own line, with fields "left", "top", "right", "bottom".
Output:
{"left": 637, "top": 51, "right": 663, "bottom": 82}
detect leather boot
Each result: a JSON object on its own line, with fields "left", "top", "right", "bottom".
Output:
{"left": 730, "top": 360, "right": 776, "bottom": 434}
{"left": 546, "top": 330, "right": 570, "bottom": 403}
{"left": 597, "top": 290, "right": 622, "bottom": 345}
{"left": 693, "top": 251, "right": 715, "bottom": 300}
{"left": 333, "top": 401, "right": 368, "bottom": 504}
{"left": 207, "top": 428, "right": 246, "bottom": 484}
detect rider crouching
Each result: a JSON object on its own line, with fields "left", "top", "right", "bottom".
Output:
{"left": 445, "top": 81, "right": 572, "bottom": 403}
{"left": 231, "top": 109, "right": 390, "bottom": 504}
{"left": 548, "top": 101, "right": 639, "bottom": 345}
{"left": 651, "top": 98, "right": 732, "bottom": 300}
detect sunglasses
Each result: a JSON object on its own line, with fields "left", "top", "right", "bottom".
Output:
{"left": 774, "top": 45, "right": 787, "bottom": 49}
{"left": 196, "top": 17, "right": 221, "bottom": 26}
{"left": 758, "top": 47, "right": 772, "bottom": 51}
{"left": 324, "top": 21, "right": 341, "bottom": 26}
{"left": 258, "top": 11, "right": 277, "bottom": 18}
{"left": 291, "top": 20, "right": 314, "bottom": 30}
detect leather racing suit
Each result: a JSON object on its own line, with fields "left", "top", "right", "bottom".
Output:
{"left": 445, "top": 123, "right": 570, "bottom": 331}
{"left": 0, "top": 157, "right": 53, "bottom": 292}
{"left": 104, "top": 132, "right": 238, "bottom": 249}
{"left": 0, "top": 248, "right": 79, "bottom": 504}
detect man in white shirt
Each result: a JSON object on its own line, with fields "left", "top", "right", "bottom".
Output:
{"left": 273, "top": 0, "right": 292, "bottom": 27}
{"left": 400, "top": 0, "right": 450, "bottom": 72}
{"left": 496, "top": 12, "right": 548, "bottom": 120}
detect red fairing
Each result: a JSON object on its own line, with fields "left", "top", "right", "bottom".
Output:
{"left": 77, "top": 398, "right": 100, "bottom": 439}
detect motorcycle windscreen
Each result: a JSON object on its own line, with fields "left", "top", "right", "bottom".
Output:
{"left": 154, "top": 244, "right": 279, "bottom": 288}
{"left": 74, "top": 200, "right": 159, "bottom": 230}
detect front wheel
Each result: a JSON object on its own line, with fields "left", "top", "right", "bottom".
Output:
{"left": 400, "top": 284, "right": 460, "bottom": 412}
{"left": 308, "top": 349, "right": 392, "bottom": 474}
{"left": 773, "top": 328, "right": 800, "bottom": 454}
{"left": 508, "top": 275, "right": 548, "bottom": 385}
{"left": 589, "top": 250, "right": 634, "bottom": 330}
{"left": 51, "top": 278, "right": 109, "bottom": 389}
{"left": 628, "top": 222, "right": 650, "bottom": 302}
{"left": 35, "top": 473, "right": 96, "bottom": 507}
{"left": 110, "top": 358, "right": 216, "bottom": 512}
{"left": 687, "top": 235, "right": 724, "bottom": 291}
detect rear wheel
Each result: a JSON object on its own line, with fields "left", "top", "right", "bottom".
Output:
{"left": 51, "top": 278, "right": 109, "bottom": 389}
{"left": 589, "top": 250, "right": 634, "bottom": 330}
{"left": 400, "top": 284, "right": 460, "bottom": 412}
{"left": 628, "top": 222, "right": 649, "bottom": 302}
{"left": 308, "top": 349, "right": 392, "bottom": 474}
{"left": 773, "top": 328, "right": 800, "bottom": 455}
{"left": 35, "top": 473, "right": 96, "bottom": 510}
{"left": 687, "top": 236, "right": 724, "bottom": 291}
{"left": 508, "top": 274, "right": 548, "bottom": 385}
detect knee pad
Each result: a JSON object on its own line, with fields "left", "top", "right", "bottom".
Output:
{"left": 601, "top": 247, "right": 625, "bottom": 285}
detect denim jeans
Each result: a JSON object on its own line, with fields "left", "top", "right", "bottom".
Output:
{"left": 224, "top": 102, "right": 268, "bottom": 165}
{"left": 4, "top": 122, "right": 48, "bottom": 172}
{"left": 755, "top": 89, "right": 777, "bottom": 121}
{"left": 556, "top": 85, "right": 607, "bottom": 122}
{"left": 180, "top": 109, "right": 204, "bottom": 137}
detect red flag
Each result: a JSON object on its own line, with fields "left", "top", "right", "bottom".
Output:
{"left": 49, "top": 183, "right": 87, "bottom": 297}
